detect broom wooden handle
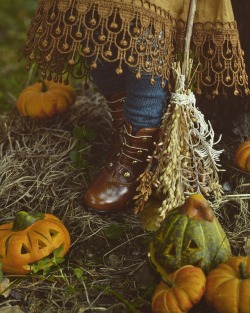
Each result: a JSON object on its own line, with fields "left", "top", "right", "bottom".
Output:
{"left": 182, "top": 0, "right": 197, "bottom": 78}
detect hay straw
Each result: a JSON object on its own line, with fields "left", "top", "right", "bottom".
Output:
{"left": 212, "top": 169, "right": 250, "bottom": 255}
{"left": 0, "top": 86, "right": 155, "bottom": 312}
{"left": 0, "top": 83, "right": 249, "bottom": 312}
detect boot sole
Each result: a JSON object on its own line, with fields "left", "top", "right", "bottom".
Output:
{"left": 86, "top": 201, "right": 133, "bottom": 215}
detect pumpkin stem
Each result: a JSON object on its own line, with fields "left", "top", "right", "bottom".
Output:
{"left": 162, "top": 276, "right": 174, "bottom": 288}
{"left": 11, "top": 211, "right": 45, "bottom": 231}
{"left": 239, "top": 262, "right": 248, "bottom": 280}
{"left": 180, "top": 194, "right": 214, "bottom": 222}
{"left": 41, "top": 80, "right": 47, "bottom": 93}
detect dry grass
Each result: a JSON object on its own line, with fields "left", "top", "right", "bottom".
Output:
{"left": 0, "top": 85, "right": 155, "bottom": 313}
{"left": 213, "top": 172, "right": 250, "bottom": 256}
{"left": 0, "top": 85, "right": 249, "bottom": 312}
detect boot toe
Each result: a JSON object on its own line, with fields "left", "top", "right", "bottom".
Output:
{"left": 83, "top": 123, "right": 159, "bottom": 214}
{"left": 83, "top": 177, "right": 132, "bottom": 213}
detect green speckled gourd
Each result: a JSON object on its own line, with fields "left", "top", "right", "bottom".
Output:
{"left": 148, "top": 194, "right": 232, "bottom": 277}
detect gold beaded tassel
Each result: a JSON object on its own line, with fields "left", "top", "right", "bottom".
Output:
{"left": 21, "top": 0, "right": 248, "bottom": 94}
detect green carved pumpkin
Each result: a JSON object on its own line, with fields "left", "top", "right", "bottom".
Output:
{"left": 148, "top": 194, "right": 232, "bottom": 277}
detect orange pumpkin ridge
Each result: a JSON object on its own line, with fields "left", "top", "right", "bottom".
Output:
{"left": 235, "top": 138, "right": 250, "bottom": 173}
{"left": 205, "top": 256, "right": 250, "bottom": 313}
{"left": 16, "top": 80, "right": 76, "bottom": 119}
{"left": 152, "top": 265, "right": 206, "bottom": 313}
{"left": 0, "top": 212, "right": 71, "bottom": 275}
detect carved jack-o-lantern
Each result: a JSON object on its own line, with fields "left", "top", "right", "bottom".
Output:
{"left": 0, "top": 211, "right": 71, "bottom": 274}
{"left": 148, "top": 195, "right": 232, "bottom": 277}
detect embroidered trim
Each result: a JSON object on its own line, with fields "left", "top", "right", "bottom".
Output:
{"left": 21, "top": 0, "right": 249, "bottom": 95}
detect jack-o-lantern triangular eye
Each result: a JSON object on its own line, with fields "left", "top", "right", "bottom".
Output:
{"left": 187, "top": 240, "right": 200, "bottom": 251}
{"left": 38, "top": 239, "right": 47, "bottom": 249}
{"left": 21, "top": 244, "right": 31, "bottom": 254}
{"left": 165, "top": 243, "right": 176, "bottom": 256}
{"left": 49, "top": 229, "right": 59, "bottom": 238}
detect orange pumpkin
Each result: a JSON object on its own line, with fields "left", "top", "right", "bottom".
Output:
{"left": 235, "top": 138, "right": 250, "bottom": 172}
{"left": 152, "top": 265, "right": 206, "bottom": 313}
{"left": 0, "top": 211, "right": 71, "bottom": 274}
{"left": 205, "top": 256, "right": 250, "bottom": 313}
{"left": 16, "top": 80, "right": 76, "bottom": 118}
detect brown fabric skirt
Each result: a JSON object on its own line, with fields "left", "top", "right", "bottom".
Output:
{"left": 22, "top": 0, "right": 249, "bottom": 96}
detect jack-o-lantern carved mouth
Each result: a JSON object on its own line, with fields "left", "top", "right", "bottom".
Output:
{"left": 21, "top": 239, "right": 47, "bottom": 254}
{"left": 164, "top": 239, "right": 201, "bottom": 258}
{"left": 20, "top": 229, "right": 60, "bottom": 255}
{"left": 27, "top": 244, "right": 64, "bottom": 264}
{"left": 25, "top": 243, "right": 65, "bottom": 273}
{"left": 158, "top": 238, "right": 204, "bottom": 271}
{"left": 148, "top": 195, "right": 232, "bottom": 277}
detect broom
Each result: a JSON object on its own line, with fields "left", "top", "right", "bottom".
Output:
{"left": 134, "top": 0, "right": 224, "bottom": 226}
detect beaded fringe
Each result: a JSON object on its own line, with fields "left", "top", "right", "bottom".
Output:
{"left": 21, "top": 0, "right": 249, "bottom": 96}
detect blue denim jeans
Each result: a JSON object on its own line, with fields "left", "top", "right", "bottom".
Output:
{"left": 90, "top": 61, "right": 168, "bottom": 133}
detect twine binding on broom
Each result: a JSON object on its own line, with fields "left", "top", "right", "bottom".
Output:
{"left": 134, "top": 63, "right": 224, "bottom": 225}
{"left": 134, "top": 0, "right": 225, "bottom": 226}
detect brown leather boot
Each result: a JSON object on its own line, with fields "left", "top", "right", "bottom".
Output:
{"left": 83, "top": 122, "right": 159, "bottom": 213}
{"left": 105, "top": 93, "right": 125, "bottom": 161}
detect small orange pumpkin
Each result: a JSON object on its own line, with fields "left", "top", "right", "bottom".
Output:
{"left": 205, "top": 256, "right": 250, "bottom": 313}
{"left": 0, "top": 211, "right": 71, "bottom": 274}
{"left": 16, "top": 79, "right": 76, "bottom": 118}
{"left": 235, "top": 138, "right": 250, "bottom": 172}
{"left": 152, "top": 265, "right": 206, "bottom": 313}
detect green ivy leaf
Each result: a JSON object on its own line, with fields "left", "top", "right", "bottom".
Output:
{"left": 105, "top": 223, "right": 124, "bottom": 240}
{"left": 73, "top": 126, "right": 95, "bottom": 141}
{"left": 53, "top": 245, "right": 64, "bottom": 258}
{"left": 43, "top": 265, "right": 52, "bottom": 277}
{"left": 73, "top": 267, "right": 84, "bottom": 280}
{"left": 67, "top": 285, "right": 75, "bottom": 295}
{"left": 73, "top": 126, "right": 85, "bottom": 139}
{"left": 69, "top": 150, "right": 80, "bottom": 164}
{"left": 30, "top": 245, "right": 65, "bottom": 274}
{"left": 54, "top": 257, "right": 65, "bottom": 265}
{"left": 70, "top": 150, "right": 90, "bottom": 169}
{"left": 82, "top": 128, "right": 95, "bottom": 141}
{"left": 31, "top": 258, "right": 54, "bottom": 274}
{"left": 70, "top": 126, "right": 95, "bottom": 169}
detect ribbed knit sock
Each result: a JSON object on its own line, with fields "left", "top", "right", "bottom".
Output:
{"left": 124, "top": 71, "right": 168, "bottom": 133}
{"left": 90, "top": 61, "right": 168, "bottom": 133}
{"left": 90, "top": 60, "right": 127, "bottom": 96}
